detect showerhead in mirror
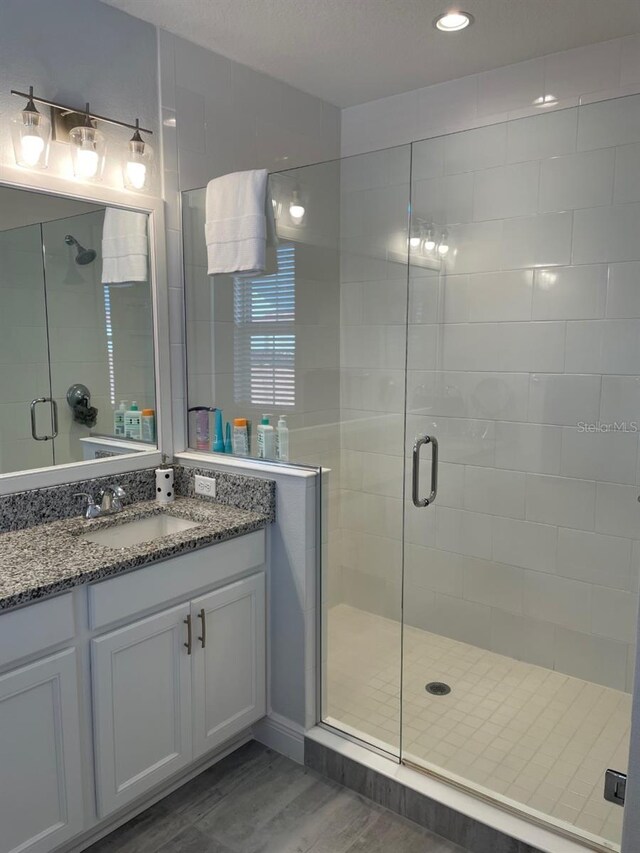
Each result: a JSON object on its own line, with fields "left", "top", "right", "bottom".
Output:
{"left": 64, "top": 234, "right": 96, "bottom": 265}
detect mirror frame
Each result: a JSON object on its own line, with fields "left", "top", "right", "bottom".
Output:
{"left": 0, "top": 168, "right": 173, "bottom": 495}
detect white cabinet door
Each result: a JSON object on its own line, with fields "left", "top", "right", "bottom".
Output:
{"left": 0, "top": 649, "right": 84, "bottom": 853}
{"left": 92, "top": 603, "right": 193, "bottom": 818}
{"left": 192, "top": 573, "right": 266, "bottom": 758}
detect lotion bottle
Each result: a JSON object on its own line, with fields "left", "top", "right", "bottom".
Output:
{"left": 276, "top": 415, "right": 289, "bottom": 461}
{"left": 124, "top": 402, "right": 142, "bottom": 440}
{"left": 256, "top": 414, "right": 275, "bottom": 459}
{"left": 114, "top": 400, "right": 127, "bottom": 437}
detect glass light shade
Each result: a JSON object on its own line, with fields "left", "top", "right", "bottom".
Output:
{"left": 123, "top": 136, "right": 154, "bottom": 192}
{"left": 289, "top": 190, "right": 305, "bottom": 224}
{"left": 11, "top": 108, "right": 50, "bottom": 169}
{"left": 423, "top": 230, "right": 436, "bottom": 252}
{"left": 69, "top": 125, "right": 106, "bottom": 180}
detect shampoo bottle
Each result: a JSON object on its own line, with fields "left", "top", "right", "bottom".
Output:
{"left": 124, "top": 402, "right": 142, "bottom": 440}
{"left": 256, "top": 414, "right": 275, "bottom": 459}
{"left": 141, "top": 408, "right": 155, "bottom": 442}
{"left": 114, "top": 400, "right": 127, "bottom": 437}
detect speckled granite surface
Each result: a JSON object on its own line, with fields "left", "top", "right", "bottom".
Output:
{"left": 0, "top": 465, "right": 276, "bottom": 532}
{"left": 0, "top": 497, "right": 267, "bottom": 611}
{"left": 175, "top": 466, "right": 276, "bottom": 523}
{"left": 0, "top": 469, "right": 157, "bottom": 533}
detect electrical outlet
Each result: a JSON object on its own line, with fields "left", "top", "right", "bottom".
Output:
{"left": 194, "top": 474, "right": 216, "bottom": 498}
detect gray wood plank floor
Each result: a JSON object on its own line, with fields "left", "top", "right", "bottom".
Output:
{"left": 85, "top": 741, "right": 468, "bottom": 853}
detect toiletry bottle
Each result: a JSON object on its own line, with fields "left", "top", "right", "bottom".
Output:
{"left": 124, "top": 402, "right": 142, "bottom": 439}
{"left": 141, "top": 408, "right": 155, "bottom": 442}
{"left": 114, "top": 400, "right": 127, "bottom": 437}
{"left": 224, "top": 421, "right": 232, "bottom": 453}
{"left": 257, "top": 414, "right": 275, "bottom": 459}
{"left": 276, "top": 415, "right": 289, "bottom": 461}
{"left": 213, "top": 408, "right": 225, "bottom": 452}
{"left": 233, "top": 418, "right": 249, "bottom": 455}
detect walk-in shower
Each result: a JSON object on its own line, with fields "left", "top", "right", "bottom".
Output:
{"left": 183, "top": 91, "right": 640, "bottom": 853}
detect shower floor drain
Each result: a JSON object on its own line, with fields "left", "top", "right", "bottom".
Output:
{"left": 425, "top": 681, "right": 451, "bottom": 696}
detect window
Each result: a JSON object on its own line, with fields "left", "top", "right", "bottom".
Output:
{"left": 233, "top": 243, "right": 295, "bottom": 407}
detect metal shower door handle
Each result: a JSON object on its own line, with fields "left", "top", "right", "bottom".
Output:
{"left": 30, "top": 397, "right": 59, "bottom": 441}
{"left": 412, "top": 434, "right": 438, "bottom": 508}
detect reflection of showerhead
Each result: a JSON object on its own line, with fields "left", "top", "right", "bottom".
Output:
{"left": 64, "top": 234, "right": 96, "bottom": 265}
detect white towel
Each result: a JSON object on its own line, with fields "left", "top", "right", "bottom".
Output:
{"left": 205, "top": 169, "right": 276, "bottom": 276}
{"left": 102, "top": 208, "right": 148, "bottom": 284}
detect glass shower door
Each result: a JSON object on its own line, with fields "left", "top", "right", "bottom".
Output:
{"left": 401, "top": 98, "right": 640, "bottom": 850}
{"left": 0, "top": 223, "right": 55, "bottom": 473}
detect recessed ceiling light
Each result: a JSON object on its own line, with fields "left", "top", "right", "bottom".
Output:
{"left": 433, "top": 11, "right": 474, "bottom": 32}
{"left": 533, "top": 94, "right": 559, "bottom": 108}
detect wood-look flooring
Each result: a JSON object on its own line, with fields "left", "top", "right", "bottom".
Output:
{"left": 85, "top": 741, "right": 465, "bottom": 853}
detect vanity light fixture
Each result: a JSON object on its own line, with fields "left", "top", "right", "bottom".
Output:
{"left": 10, "top": 87, "right": 153, "bottom": 180}
{"left": 10, "top": 86, "right": 51, "bottom": 169}
{"left": 433, "top": 11, "right": 474, "bottom": 32}
{"left": 289, "top": 189, "right": 305, "bottom": 224}
{"left": 69, "top": 104, "right": 106, "bottom": 181}
{"left": 123, "top": 119, "right": 153, "bottom": 191}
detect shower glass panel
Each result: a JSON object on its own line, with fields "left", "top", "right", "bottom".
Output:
{"left": 0, "top": 223, "right": 54, "bottom": 472}
{"left": 402, "top": 97, "right": 639, "bottom": 849}
{"left": 321, "top": 145, "right": 411, "bottom": 756}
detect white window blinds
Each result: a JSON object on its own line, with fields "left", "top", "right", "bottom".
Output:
{"left": 233, "top": 244, "right": 296, "bottom": 407}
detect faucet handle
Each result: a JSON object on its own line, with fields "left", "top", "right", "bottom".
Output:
{"left": 100, "top": 485, "right": 125, "bottom": 512}
{"left": 74, "top": 492, "right": 100, "bottom": 519}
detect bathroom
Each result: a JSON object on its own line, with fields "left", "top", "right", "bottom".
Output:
{"left": 1, "top": 0, "right": 640, "bottom": 851}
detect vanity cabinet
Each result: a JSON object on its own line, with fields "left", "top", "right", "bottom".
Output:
{"left": 92, "top": 572, "right": 266, "bottom": 818}
{"left": 91, "top": 603, "right": 194, "bottom": 817}
{"left": 0, "top": 649, "right": 84, "bottom": 853}
{"left": 192, "top": 574, "right": 266, "bottom": 758}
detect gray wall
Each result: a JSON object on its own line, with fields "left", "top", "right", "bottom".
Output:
{"left": 0, "top": 0, "right": 160, "bottom": 194}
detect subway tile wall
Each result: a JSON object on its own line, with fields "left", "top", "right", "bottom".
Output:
{"left": 337, "top": 94, "right": 640, "bottom": 692}
{"left": 342, "top": 35, "right": 640, "bottom": 157}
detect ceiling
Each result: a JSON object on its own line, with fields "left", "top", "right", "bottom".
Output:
{"left": 101, "top": 0, "right": 640, "bottom": 107}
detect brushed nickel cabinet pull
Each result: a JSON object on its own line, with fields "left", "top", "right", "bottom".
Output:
{"left": 184, "top": 614, "right": 192, "bottom": 655}
{"left": 198, "top": 608, "right": 206, "bottom": 648}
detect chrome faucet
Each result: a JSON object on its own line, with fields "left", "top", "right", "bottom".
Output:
{"left": 100, "top": 485, "right": 126, "bottom": 513}
{"left": 74, "top": 492, "right": 101, "bottom": 520}
{"left": 74, "top": 485, "right": 125, "bottom": 520}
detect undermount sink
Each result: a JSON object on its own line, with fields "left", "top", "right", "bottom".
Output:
{"left": 81, "top": 514, "right": 201, "bottom": 548}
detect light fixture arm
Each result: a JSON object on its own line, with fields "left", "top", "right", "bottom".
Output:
{"left": 10, "top": 88, "right": 153, "bottom": 135}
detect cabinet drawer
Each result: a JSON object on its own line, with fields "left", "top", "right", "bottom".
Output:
{"left": 89, "top": 529, "right": 265, "bottom": 629}
{"left": 0, "top": 594, "right": 75, "bottom": 670}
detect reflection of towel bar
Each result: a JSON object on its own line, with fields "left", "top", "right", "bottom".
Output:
{"left": 30, "top": 397, "right": 58, "bottom": 441}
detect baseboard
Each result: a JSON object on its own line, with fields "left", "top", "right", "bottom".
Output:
{"left": 253, "top": 712, "right": 305, "bottom": 763}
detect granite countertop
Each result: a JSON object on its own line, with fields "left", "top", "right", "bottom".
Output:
{"left": 0, "top": 497, "right": 268, "bottom": 612}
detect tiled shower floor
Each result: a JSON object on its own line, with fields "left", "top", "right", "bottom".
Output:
{"left": 326, "top": 604, "right": 631, "bottom": 848}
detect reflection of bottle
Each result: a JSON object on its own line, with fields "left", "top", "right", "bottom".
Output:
{"left": 213, "top": 409, "right": 225, "bottom": 452}
{"left": 257, "top": 414, "right": 274, "bottom": 459}
{"left": 114, "top": 400, "right": 127, "bottom": 437}
{"left": 233, "top": 418, "right": 249, "bottom": 455}
{"left": 276, "top": 415, "right": 289, "bottom": 461}
{"left": 125, "top": 402, "right": 142, "bottom": 439}
{"left": 142, "top": 409, "right": 155, "bottom": 442}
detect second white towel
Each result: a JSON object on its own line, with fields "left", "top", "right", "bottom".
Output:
{"left": 205, "top": 168, "right": 276, "bottom": 276}
{"left": 102, "top": 208, "right": 148, "bottom": 284}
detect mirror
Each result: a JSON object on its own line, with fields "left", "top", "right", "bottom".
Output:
{"left": 0, "top": 185, "right": 157, "bottom": 475}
